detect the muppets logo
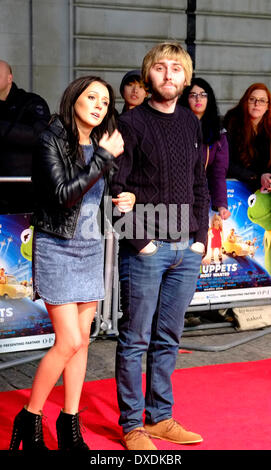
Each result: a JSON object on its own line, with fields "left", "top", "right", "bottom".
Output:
{"left": 200, "top": 263, "right": 238, "bottom": 278}
{"left": 0, "top": 307, "right": 14, "bottom": 323}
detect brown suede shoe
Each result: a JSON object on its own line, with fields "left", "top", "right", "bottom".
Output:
{"left": 122, "top": 427, "right": 157, "bottom": 450}
{"left": 144, "top": 418, "right": 203, "bottom": 444}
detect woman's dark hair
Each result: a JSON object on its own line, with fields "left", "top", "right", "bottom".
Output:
{"left": 179, "top": 77, "right": 221, "bottom": 145}
{"left": 54, "top": 75, "right": 117, "bottom": 161}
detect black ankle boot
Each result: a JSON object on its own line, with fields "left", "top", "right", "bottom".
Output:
{"left": 56, "top": 410, "right": 89, "bottom": 451}
{"left": 9, "top": 407, "right": 49, "bottom": 451}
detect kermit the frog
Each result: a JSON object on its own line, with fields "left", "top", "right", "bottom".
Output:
{"left": 247, "top": 190, "right": 271, "bottom": 274}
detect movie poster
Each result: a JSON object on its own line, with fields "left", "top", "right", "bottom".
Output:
{"left": 191, "top": 180, "right": 271, "bottom": 305}
{"left": 0, "top": 214, "right": 54, "bottom": 353}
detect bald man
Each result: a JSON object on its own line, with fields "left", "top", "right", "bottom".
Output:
{"left": 0, "top": 61, "right": 13, "bottom": 100}
{"left": 0, "top": 60, "right": 50, "bottom": 213}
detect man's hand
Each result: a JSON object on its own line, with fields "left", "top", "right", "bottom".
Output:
{"left": 139, "top": 241, "right": 157, "bottom": 254}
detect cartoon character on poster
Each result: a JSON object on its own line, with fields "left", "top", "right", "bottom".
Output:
{"left": 0, "top": 217, "right": 33, "bottom": 300}
{"left": 208, "top": 214, "right": 223, "bottom": 264}
{"left": 247, "top": 189, "right": 271, "bottom": 274}
{"left": 20, "top": 226, "right": 33, "bottom": 262}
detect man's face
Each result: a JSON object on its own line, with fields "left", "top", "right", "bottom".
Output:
{"left": 148, "top": 58, "right": 186, "bottom": 102}
{"left": 123, "top": 80, "right": 148, "bottom": 109}
{"left": 0, "top": 62, "right": 12, "bottom": 99}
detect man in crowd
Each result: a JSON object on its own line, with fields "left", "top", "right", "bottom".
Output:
{"left": 119, "top": 69, "right": 148, "bottom": 113}
{"left": 0, "top": 60, "right": 50, "bottom": 213}
{"left": 111, "top": 42, "right": 209, "bottom": 450}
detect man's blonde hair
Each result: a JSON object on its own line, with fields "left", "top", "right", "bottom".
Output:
{"left": 141, "top": 42, "right": 193, "bottom": 90}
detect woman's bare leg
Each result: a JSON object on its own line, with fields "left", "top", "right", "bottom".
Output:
{"left": 62, "top": 302, "right": 97, "bottom": 414}
{"left": 27, "top": 303, "right": 83, "bottom": 414}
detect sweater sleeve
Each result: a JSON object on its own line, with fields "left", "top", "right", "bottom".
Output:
{"left": 110, "top": 118, "right": 152, "bottom": 251}
{"left": 110, "top": 119, "right": 136, "bottom": 197}
{"left": 192, "top": 123, "right": 210, "bottom": 245}
{"left": 206, "top": 132, "right": 229, "bottom": 210}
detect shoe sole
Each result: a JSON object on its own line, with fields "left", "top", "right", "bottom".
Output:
{"left": 147, "top": 434, "right": 203, "bottom": 444}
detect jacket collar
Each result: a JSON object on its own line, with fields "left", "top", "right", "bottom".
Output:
{"left": 49, "top": 116, "right": 67, "bottom": 139}
{"left": 49, "top": 117, "right": 87, "bottom": 170}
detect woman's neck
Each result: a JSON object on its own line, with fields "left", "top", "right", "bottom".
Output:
{"left": 76, "top": 121, "right": 93, "bottom": 145}
{"left": 79, "top": 132, "right": 92, "bottom": 145}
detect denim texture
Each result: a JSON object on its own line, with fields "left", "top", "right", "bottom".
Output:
{"left": 116, "top": 239, "right": 202, "bottom": 433}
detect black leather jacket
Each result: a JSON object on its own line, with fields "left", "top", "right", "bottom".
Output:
{"left": 31, "top": 118, "right": 116, "bottom": 239}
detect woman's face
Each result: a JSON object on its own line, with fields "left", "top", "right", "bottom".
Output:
{"left": 247, "top": 88, "right": 269, "bottom": 125}
{"left": 188, "top": 84, "right": 208, "bottom": 119}
{"left": 123, "top": 80, "right": 148, "bottom": 109}
{"left": 74, "top": 81, "right": 110, "bottom": 136}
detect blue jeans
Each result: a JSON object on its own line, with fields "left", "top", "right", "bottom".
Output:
{"left": 116, "top": 239, "right": 202, "bottom": 433}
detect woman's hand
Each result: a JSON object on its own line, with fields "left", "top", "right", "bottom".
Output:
{"left": 218, "top": 207, "right": 231, "bottom": 220}
{"left": 99, "top": 130, "right": 124, "bottom": 158}
{"left": 261, "top": 173, "right": 271, "bottom": 191}
{"left": 112, "top": 192, "right": 136, "bottom": 213}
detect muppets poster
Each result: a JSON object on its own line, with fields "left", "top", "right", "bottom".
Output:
{"left": 0, "top": 214, "right": 54, "bottom": 353}
{"left": 191, "top": 180, "right": 271, "bottom": 306}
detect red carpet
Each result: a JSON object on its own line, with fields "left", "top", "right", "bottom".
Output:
{"left": 0, "top": 359, "right": 270, "bottom": 450}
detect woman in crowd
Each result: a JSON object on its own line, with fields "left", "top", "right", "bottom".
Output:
{"left": 180, "top": 77, "right": 230, "bottom": 220}
{"left": 223, "top": 82, "right": 271, "bottom": 192}
{"left": 9, "top": 76, "right": 134, "bottom": 451}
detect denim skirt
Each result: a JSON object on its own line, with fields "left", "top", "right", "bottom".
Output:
{"left": 33, "top": 230, "right": 104, "bottom": 305}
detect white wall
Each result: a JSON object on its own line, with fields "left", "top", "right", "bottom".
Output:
{"left": 0, "top": 0, "right": 70, "bottom": 113}
{"left": 195, "top": 1, "right": 271, "bottom": 115}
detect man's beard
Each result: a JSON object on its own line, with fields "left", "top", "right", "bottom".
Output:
{"left": 150, "top": 80, "right": 183, "bottom": 102}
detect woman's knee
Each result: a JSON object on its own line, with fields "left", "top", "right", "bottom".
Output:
{"left": 54, "top": 334, "right": 84, "bottom": 360}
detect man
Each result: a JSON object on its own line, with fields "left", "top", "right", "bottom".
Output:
{"left": 111, "top": 42, "right": 210, "bottom": 450}
{"left": 119, "top": 69, "right": 148, "bottom": 113}
{"left": 0, "top": 60, "right": 50, "bottom": 213}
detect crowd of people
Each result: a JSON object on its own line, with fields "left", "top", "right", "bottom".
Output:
{"left": 1, "top": 41, "right": 271, "bottom": 451}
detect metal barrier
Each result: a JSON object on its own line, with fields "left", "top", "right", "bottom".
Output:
{"left": 0, "top": 177, "right": 31, "bottom": 183}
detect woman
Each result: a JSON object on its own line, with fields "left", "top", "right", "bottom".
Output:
{"left": 9, "top": 76, "right": 133, "bottom": 451}
{"left": 223, "top": 83, "right": 271, "bottom": 192}
{"left": 180, "top": 77, "right": 230, "bottom": 220}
